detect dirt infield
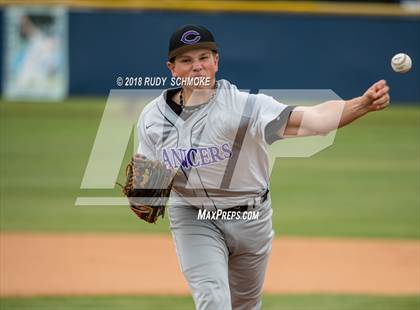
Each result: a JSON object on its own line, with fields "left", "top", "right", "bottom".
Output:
{"left": 0, "top": 233, "right": 419, "bottom": 296}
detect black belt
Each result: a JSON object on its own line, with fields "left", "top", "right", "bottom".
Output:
{"left": 224, "top": 189, "right": 269, "bottom": 212}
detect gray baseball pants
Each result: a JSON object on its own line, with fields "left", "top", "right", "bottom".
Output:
{"left": 168, "top": 199, "right": 274, "bottom": 310}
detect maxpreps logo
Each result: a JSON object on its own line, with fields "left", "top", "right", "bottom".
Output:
{"left": 162, "top": 143, "right": 232, "bottom": 169}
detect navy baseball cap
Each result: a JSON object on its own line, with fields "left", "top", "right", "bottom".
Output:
{"left": 168, "top": 24, "right": 217, "bottom": 60}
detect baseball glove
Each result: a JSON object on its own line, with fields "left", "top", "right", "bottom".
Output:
{"left": 120, "top": 154, "right": 176, "bottom": 223}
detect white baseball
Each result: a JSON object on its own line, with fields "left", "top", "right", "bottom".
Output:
{"left": 391, "top": 53, "right": 412, "bottom": 73}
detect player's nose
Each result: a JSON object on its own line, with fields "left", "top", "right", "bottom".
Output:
{"left": 192, "top": 60, "right": 203, "bottom": 72}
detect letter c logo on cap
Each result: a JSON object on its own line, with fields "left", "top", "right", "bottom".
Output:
{"left": 180, "top": 30, "right": 201, "bottom": 45}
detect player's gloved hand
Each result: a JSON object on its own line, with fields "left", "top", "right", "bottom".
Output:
{"left": 119, "top": 154, "right": 177, "bottom": 223}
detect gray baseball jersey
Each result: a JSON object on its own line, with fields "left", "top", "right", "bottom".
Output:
{"left": 137, "top": 79, "right": 292, "bottom": 208}
{"left": 137, "top": 79, "right": 293, "bottom": 310}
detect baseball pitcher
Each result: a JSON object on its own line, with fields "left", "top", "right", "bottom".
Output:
{"left": 122, "top": 24, "right": 390, "bottom": 310}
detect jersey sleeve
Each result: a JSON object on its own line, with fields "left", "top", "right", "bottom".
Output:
{"left": 249, "top": 94, "right": 295, "bottom": 145}
{"left": 136, "top": 112, "right": 156, "bottom": 159}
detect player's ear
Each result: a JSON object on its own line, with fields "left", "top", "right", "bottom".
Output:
{"left": 167, "top": 61, "right": 177, "bottom": 76}
{"left": 213, "top": 52, "right": 219, "bottom": 73}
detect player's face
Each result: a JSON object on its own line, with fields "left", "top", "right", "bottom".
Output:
{"left": 167, "top": 49, "right": 219, "bottom": 88}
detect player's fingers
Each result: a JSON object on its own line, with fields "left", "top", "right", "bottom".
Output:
{"left": 374, "top": 79, "right": 386, "bottom": 91}
{"left": 372, "top": 94, "right": 389, "bottom": 105}
{"left": 375, "top": 99, "right": 390, "bottom": 110}
{"left": 373, "top": 94, "right": 390, "bottom": 107}
{"left": 370, "top": 81, "right": 385, "bottom": 96}
{"left": 134, "top": 154, "right": 147, "bottom": 160}
{"left": 364, "top": 89, "right": 376, "bottom": 100}
{"left": 133, "top": 157, "right": 147, "bottom": 164}
{"left": 374, "top": 85, "right": 389, "bottom": 99}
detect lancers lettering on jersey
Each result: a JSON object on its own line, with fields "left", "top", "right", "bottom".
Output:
{"left": 161, "top": 143, "right": 233, "bottom": 169}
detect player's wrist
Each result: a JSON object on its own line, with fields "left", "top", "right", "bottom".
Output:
{"left": 347, "top": 97, "right": 371, "bottom": 116}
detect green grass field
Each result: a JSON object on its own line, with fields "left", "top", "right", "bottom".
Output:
{"left": 1, "top": 294, "right": 419, "bottom": 310}
{"left": 0, "top": 100, "right": 419, "bottom": 309}
{"left": 0, "top": 100, "right": 419, "bottom": 238}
